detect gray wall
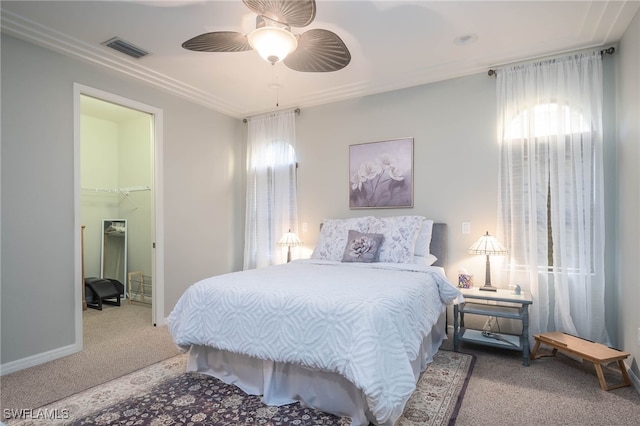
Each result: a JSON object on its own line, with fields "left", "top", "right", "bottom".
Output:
{"left": 292, "top": 32, "right": 635, "bottom": 365}
{"left": 295, "top": 74, "right": 498, "bottom": 279}
{"left": 294, "top": 69, "right": 618, "bottom": 298}
{"left": 616, "top": 9, "right": 640, "bottom": 379}
{"left": 1, "top": 34, "right": 245, "bottom": 365}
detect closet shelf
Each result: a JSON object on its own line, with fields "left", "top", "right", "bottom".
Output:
{"left": 82, "top": 185, "right": 150, "bottom": 209}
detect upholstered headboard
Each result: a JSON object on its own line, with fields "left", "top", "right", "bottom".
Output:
{"left": 430, "top": 223, "right": 448, "bottom": 268}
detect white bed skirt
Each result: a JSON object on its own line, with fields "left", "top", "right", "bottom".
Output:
{"left": 186, "top": 311, "right": 447, "bottom": 426}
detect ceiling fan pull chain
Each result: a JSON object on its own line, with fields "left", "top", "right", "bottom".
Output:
{"left": 273, "top": 64, "right": 280, "bottom": 107}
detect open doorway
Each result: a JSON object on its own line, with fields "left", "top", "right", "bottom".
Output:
{"left": 74, "top": 84, "right": 164, "bottom": 351}
{"left": 81, "top": 95, "right": 152, "bottom": 309}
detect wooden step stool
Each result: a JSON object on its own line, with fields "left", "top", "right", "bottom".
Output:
{"left": 531, "top": 331, "right": 631, "bottom": 391}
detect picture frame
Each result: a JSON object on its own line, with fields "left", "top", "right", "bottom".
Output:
{"left": 349, "top": 137, "right": 414, "bottom": 209}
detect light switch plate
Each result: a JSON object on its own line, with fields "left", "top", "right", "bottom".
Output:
{"left": 462, "top": 222, "right": 471, "bottom": 234}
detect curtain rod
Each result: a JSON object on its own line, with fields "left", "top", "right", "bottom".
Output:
{"left": 487, "top": 46, "right": 615, "bottom": 77}
{"left": 243, "top": 107, "right": 300, "bottom": 123}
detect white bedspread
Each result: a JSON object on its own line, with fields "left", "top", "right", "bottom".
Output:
{"left": 167, "top": 259, "right": 462, "bottom": 424}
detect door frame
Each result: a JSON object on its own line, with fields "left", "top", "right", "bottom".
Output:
{"left": 73, "top": 83, "right": 165, "bottom": 349}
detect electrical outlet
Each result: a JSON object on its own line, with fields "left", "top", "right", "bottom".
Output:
{"left": 637, "top": 328, "right": 640, "bottom": 346}
{"left": 302, "top": 222, "right": 308, "bottom": 233}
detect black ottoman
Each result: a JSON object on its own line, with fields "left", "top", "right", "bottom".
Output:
{"left": 85, "top": 277, "right": 122, "bottom": 310}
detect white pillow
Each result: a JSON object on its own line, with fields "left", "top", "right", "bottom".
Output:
{"left": 413, "top": 254, "right": 438, "bottom": 266}
{"left": 312, "top": 217, "right": 374, "bottom": 261}
{"left": 368, "top": 216, "right": 424, "bottom": 263}
{"left": 414, "top": 219, "right": 434, "bottom": 257}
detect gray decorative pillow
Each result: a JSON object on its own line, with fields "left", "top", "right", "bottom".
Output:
{"left": 341, "top": 230, "right": 384, "bottom": 263}
{"left": 312, "top": 216, "right": 374, "bottom": 261}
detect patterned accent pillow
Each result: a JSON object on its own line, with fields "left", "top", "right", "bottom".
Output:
{"left": 369, "top": 216, "right": 424, "bottom": 263}
{"left": 341, "top": 230, "right": 384, "bottom": 263}
{"left": 312, "top": 217, "right": 374, "bottom": 261}
{"left": 413, "top": 219, "right": 434, "bottom": 257}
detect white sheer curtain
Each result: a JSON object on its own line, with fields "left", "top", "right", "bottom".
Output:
{"left": 496, "top": 52, "right": 609, "bottom": 345}
{"left": 243, "top": 110, "right": 298, "bottom": 270}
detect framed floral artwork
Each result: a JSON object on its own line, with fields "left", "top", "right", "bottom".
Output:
{"left": 349, "top": 137, "right": 414, "bottom": 209}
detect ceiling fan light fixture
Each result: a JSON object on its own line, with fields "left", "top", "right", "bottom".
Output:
{"left": 247, "top": 26, "right": 298, "bottom": 64}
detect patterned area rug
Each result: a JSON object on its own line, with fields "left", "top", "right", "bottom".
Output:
{"left": 6, "top": 350, "right": 474, "bottom": 425}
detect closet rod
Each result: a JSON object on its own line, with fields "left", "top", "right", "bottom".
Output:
{"left": 81, "top": 185, "right": 150, "bottom": 210}
{"left": 487, "top": 46, "right": 615, "bottom": 77}
{"left": 81, "top": 185, "right": 151, "bottom": 194}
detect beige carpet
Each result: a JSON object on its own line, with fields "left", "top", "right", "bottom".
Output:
{"left": 0, "top": 303, "right": 181, "bottom": 413}
{"left": 439, "top": 336, "right": 640, "bottom": 425}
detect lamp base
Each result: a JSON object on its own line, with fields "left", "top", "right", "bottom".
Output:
{"left": 479, "top": 285, "right": 498, "bottom": 291}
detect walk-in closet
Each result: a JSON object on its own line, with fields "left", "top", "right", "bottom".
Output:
{"left": 80, "top": 95, "right": 153, "bottom": 326}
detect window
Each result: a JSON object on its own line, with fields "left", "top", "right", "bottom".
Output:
{"left": 504, "top": 102, "right": 594, "bottom": 270}
{"left": 496, "top": 50, "right": 608, "bottom": 344}
{"left": 243, "top": 110, "right": 298, "bottom": 269}
{"left": 505, "top": 103, "right": 590, "bottom": 139}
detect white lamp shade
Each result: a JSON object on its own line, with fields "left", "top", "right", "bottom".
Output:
{"left": 247, "top": 26, "right": 298, "bottom": 64}
{"left": 278, "top": 230, "right": 302, "bottom": 247}
{"left": 468, "top": 232, "right": 507, "bottom": 255}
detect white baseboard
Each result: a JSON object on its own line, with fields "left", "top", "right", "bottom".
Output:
{"left": 0, "top": 343, "right": 81, "bottom": 376}
{"left": 625, "top": 360, "right": 640, "bottom": 393}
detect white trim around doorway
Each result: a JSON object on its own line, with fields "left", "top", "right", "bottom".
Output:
{"left": 73, "top": 84, "right": 165, "bottom": 354}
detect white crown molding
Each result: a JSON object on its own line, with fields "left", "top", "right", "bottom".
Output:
{"left": 2, "top": 1, "right": 636, "bottom": 118}
{"left": 1, "top": 9, "right": 245, "bottom": 118}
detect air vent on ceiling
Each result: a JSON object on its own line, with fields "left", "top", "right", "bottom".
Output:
{"left": 102, "top": 37, "right": 148, "bottom": 59}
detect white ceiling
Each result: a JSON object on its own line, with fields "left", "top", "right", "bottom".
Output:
{"left": 2, "top": 1, "right": 638, "bottom": 119}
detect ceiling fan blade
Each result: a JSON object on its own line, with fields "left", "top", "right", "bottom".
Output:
{"left": 243, "top": 0, "right": 316, "bottom": 27}
{"left": 284, "top": 29, "right": 351, "bottom": 72}
{"left": 182, "top": 32, "right": 252, "bottom": 52}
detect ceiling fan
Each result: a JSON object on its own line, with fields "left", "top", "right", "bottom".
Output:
{"left": 182, "top": 0, "right": 351, "bottom": 72}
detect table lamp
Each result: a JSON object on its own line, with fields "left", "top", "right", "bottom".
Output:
{"left": 278, "top": 229, "right": 302, "bottom": 263}
{"left": 468, "top": 231, "right": 507, "bottom": 291}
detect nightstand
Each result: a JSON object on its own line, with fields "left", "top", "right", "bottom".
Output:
{"left": 453, "top": 287, "right": 533, "bottom": 366}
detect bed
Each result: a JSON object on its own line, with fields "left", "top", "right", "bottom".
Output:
{"left": 168, "top": 216, "right": 462, "bottom": 425}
